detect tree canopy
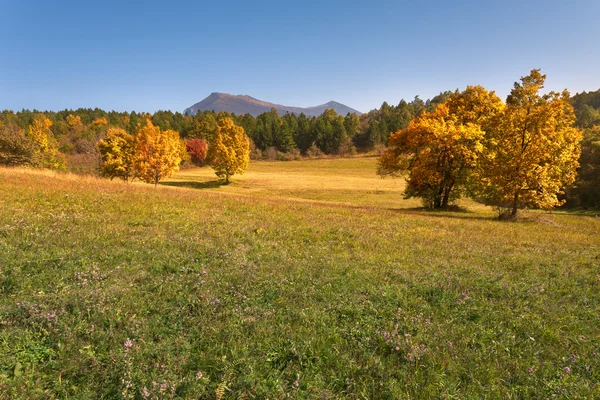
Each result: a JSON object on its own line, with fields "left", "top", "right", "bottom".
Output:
{"left": 378, "top": 86, "right": 503, "bottom": 208}
{"left": 207, "top": 118, "right": 250, "bottom": 184}
{"left": 476, "top": 70, "right": 582, "bottom": 217}
{"left": 134, "top": 120, "right": 184, "bottom": 187}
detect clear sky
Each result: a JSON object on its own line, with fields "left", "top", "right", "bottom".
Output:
{"left": 1, "top": 0, "right": 599, "bottom": 113}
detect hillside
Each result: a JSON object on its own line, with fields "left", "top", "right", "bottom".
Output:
{"left": 184, "top": 92, "right": 362, "bottom": 117}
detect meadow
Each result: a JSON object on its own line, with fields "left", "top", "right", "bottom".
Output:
{"left": 1, "top": 157, "right": 599, "bottom": 399}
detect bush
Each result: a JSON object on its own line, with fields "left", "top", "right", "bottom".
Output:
{"left": 0, "top": 124, "right": 36, "bottom": 166}
{"left": 185, "top": 138, "right": 208, "bottom": 166}
{"left": 306, "top": 143, "right": 323, "bottom": 158}
{"left": 265, "top": 146, "right": 278, "bottom": 161}
{"left": 74, "top": 138, "right": 97, "bottom": 155}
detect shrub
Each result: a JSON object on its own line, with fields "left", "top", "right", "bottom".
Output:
{"left": 0, "top": 123, "right": 36, "bottom": 166}
{"left": 185, "top": 138, "right": 208, "bottom": 166}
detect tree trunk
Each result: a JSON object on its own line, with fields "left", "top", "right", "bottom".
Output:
{"left": 433, "top": 185, "right": 444, "bottom": 208}
{"left": 511, "top": 191, "right": 519, "bottom": 217}
{"left": 441, "top": 182, "right": 454, "bottom": 209}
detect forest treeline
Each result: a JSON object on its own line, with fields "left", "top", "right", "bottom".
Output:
{"left": 1, "top": 87, "right": 599, "bottom": 207}
{"left": 0, "top": 93, "right": 452, "bottom": 163}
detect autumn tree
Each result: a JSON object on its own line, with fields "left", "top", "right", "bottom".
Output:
{"left": 475, "top": 70, "right": 582, "bottom": 218}
{"left": 66, "top": 114, "right": 85, "bottom": 136}
{"left": 134, "top": 119, "right": 183, "bottom": 187}
{"left": 207, "top": 118, "right": 249, "bottom": 184}
{"left": 27, "top": 115, "right": 66, "bottom": 169}
{"left": 28, "top": 115, "right": 54, "bottom": 153}
{"left": 97, "top": 127, "right": 136, "bottom": 181}
{"left": 93, "top": 117, "right": 109, "bottom": 126}
{"left": 185, "top": 138, "right": 208, "bottom": 166}
{"left": 378, "top": 86, "right": 503, "bottom": 208}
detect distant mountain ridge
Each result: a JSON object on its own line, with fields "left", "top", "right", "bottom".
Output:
{"left": 184, "top": 93, "right": 362, "bottom": 117}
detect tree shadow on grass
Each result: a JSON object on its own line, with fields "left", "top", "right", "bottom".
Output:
{"left": 383, "top": 207, "right": 496, "bottom": 222}
{"left": 160, "top": 180, "right": 224, "bottom": 190}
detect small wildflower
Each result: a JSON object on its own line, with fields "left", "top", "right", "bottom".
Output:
{"left": 123, "top": 339, "right": 133, "bottom": 349}
{"left": 528, "top": 368, "right": 534, "bottom": 374}
{"left": 196, "top": 370, "right": 203, "bottom": 379}
{"left": 563, "top": 366, "right": 571, "bottom": 374}
{"left": 395, "top": 346, "right": 400, "bottom": 351}
{"left": 447, "top": 341, "right": 453, "bottom": 348}
{"left": 141, "top": 387, "right": 150, "bottom": 398}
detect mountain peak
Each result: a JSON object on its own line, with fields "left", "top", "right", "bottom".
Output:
{"left": 184, "top": 93, "right": 361, "bottom": 117}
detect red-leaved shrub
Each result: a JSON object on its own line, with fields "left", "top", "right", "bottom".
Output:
{"left": 186, "top": 138, "right": 208, "bottom": 166}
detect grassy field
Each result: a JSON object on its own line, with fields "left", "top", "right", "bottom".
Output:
{"left": 162, "top": 158, "right": 422, "bottom": 209}
{"left": 1, "top": 158, "right": 599, "bottom": 399}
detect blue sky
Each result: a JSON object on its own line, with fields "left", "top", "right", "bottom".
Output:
{"left": 1, "top": 0, "right": 599, "bottom": 113}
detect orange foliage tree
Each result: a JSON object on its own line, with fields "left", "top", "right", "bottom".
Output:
{"left": 378, "top": 86, "right": 503, "bottom": 208}
{"left": 134, "top": 120, "right": 183, "bottom": 187}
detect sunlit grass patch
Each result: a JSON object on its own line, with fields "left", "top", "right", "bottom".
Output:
{"left": 1, "top": 162, "right": 599, "bottom": 398}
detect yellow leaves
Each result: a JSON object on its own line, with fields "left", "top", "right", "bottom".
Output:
{"left": 477, "top": 70, "right": 583, "bottom": 215}
{"left": 135, "top": 120, "right": 182, "bottom": 186}
{"left": 66, "top": 114, "right": 82, "bottom": 129}
{"left": 27, "top": 115, "right": 53, "bottom": 153}
{"left": 97, "top": 120, "right": 183, "bottom": 186}
{"left": 378, "top": 89, "right": 494, "bottom": 208}
{"left": 25, "top": 115, "right": 65, "bottom": 170}
{"left": 207, "top": 118, "right": 250, "bottom": 183}
{"left": 98, "top": 128, "right": 135, "bottom": 181}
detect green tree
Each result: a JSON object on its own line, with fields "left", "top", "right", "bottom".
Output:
{"left": 563, "top": 126, "right": 600, "bottom": 208}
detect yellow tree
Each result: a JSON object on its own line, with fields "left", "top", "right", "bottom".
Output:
{"left": 27, "top": 115, "right": 65, "bottom": 169}
{"left": 66, "top": 114, "right": 85, "bottom": 134}
{"left": 97, "top": 127, "right": 136, "bottom": 181}
{"left": 476, "top": 70, "right": 582, "bottom": 218}
{"left": 207, "top": 118, "right": 250, "bottom": 184}
{"left": 378, "top": 86, "right": 503, "bottom": 208}
{"left": 66, "top": 114, "right": 81, "bottom": 126}
{"left": 134, "top": 119, "right": 182, "bottom": 187}
{"left": 27, "top": 115, "right": 53, "bottom": 152}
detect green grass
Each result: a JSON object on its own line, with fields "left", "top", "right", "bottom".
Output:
{"left": 1, "top": 159, "right": 599, "bottom": 399}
